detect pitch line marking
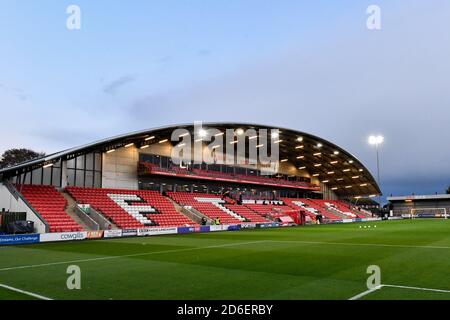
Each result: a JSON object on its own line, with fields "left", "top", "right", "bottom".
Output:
{"left": 0, "top": 283, "right": 53, "bottom": 300}
{"left": 266, "top": 240, "right": 450, "bottom": 250}
{"left": 349, "top": 284, "right": 450, "bottom": 300}
{"left": 0, "top": 240, "right": 268, "bottom": 272}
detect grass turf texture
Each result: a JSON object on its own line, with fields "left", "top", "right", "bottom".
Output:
{"left": 0, "top": 219, "right": 449, "bottom": 300}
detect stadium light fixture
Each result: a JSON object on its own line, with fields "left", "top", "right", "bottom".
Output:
{"left": 313, "top": 174, "right": 320, "bottom": 177}
{"left": 299, "top": 166, "right": 306, "bottom": 170}
{"left": 343, "top": 169, "right": 351, "bottom": 172}
{"left": 295, "top": 145, "right": 304, "bottom": 149}
{"left": 280, "top": 159, "right": 288, "bottom": 163}
{"left": 352, "top": 176, "right": 360, "bottom": 179}
{"left": 297, "top": 137, "right": 303, "bottom": 142}
{"left": 198, "top": 129, "right": 207, "bottom": 138}
{"left": 334, "top": 151, "right": 340, "bottom": 155}
{"left": 330, "top": 161, "right": 338, "bottom": 164}
{"left": 249, "top": 135, "right": 258, "bottom": 140}
{"left": 140, "top": 145, "right": 149, "bottom": 149}
{"left": 313, "top": 152, "right": 322, "bottom": 156}
{"left": 106, "top": 149, "right": 116, "bottom": 154}
{"left": 368, "top": 135, "right": 384, "bottom": 146}
{"left": 296, "top": 156, "right": 305, "bottom": 159}
{"left": 314, "top": 164, "right": 322, "bottom": 167}
{"left": 322, "top": 180, "right": 329, "bottom": 183}
{"left": 274, "top": 140, "right": 283, "bottom": 144}
{"left": 43, "top": 163, "right": 54, "bottom": 168}
{"left": 159, "top": 139, "right": 168, "bottom": 144}
{"left": 368, "top": 134, "right": 384, "bottom": 201}
{"left": 272, "top": 132, "right": 279, "bottom": 139}
{"left": 145, "top": 136, "right": 155, "bottom": 141}
{"left": 328, "top": 171, "right": 335, "bottom": 175}
{"left": 360, "top": 183, "right": 368, "bottom": 187}
{"left": 125, "top": 143, "right": 134, "bottom": 148}
{"left": 317, "top": 143, "right": 323, "bottom": 148}
{"left": 236, "top": 128, "right": 244, "bottom": 135}
{"left": 349, "top": 160, "right": 354, "bottom": 164}
{"left": 215, "top": 132, "right": 224, "bottom": 137}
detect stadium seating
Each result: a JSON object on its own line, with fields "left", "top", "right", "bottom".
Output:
{"left": 281, "top": 198, "right": 342, "bottom": 220}
{"left": 18, "top": 185, "right": 83, "bottom": 233}
{"left": 66, "top": 187, "right": 196, "bottom": 229}
{"left": 167, "top": 192, "right": 244, "bottom": 224}
{"left": 224, "top": 204, "right": 270, "bottom": 223}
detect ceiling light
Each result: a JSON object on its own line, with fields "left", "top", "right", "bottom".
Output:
{"left": 317, "top": 143, "right": 323, "bottom": 148}
{"left": 360, "top": 183, "right": 368, "bottom": 187}
{"left": 106, "top": 149, "right": 116, "bottom": 154}
{"left": 352, "top": 176, "right": 360, "bottom": 179}
{"left": 331, "top": 187, "right": 339, "bottom": 190}
{"left": 198, "top": 129, "right": 207, "bottom": 138}
{"left": 359, "top": 169, "right": 364, "bottom": 172}
{"left": 313, "top": 174, "right": 320, "bottom": 177}
{"left": 299, "top": 166, "right": 306, "bottom": 170}
{"left": 236, "top": 128, "right": 244, "bottom": 135}
{"left": 125, "top": 143, "right": 134, "bottom": 148}
{"left": 43, "top": 163, "right": 54, "bottom": 168}
{"left": 280, "top": 159, "right": 288, "bottom": 163}
{"left": 159, "top": 139, "right": 168, "bottom": 144}
{"left": 297, "top": 137, "right": 303, "bottom": 142}
{"left": 322, "top": 180, "right": 329, "bottom": 183}
{"left": 328, "top": 171, "right": 335, "bottom": 175}
{"left": 314, "top": 164, "right": 322, "bottom": 167}
{"left": 212, "top": 145, "right": 221, "bottom": 149}
{"left": 345, "top": 186, "right": 352, "bottom": 189}
{"left": 313, "top": 152, "right": 322, "bottom": 156}
{"left": 145, "top": 136, "right": 155, "bottom": 141}
{"left": 274, "top": 140, "right": 283, "bottom": 144}
{"left": 230, "top": 140, "right": 238, "bottom": 145}
{"left": 349, "top": 160, "right": 354, "bottom": 164}
{"left": 249, "top": 135, "right": 258, "bottom": 140}
{"left": 330, "top": 161, "right": 338, "bottom": 165}
{"left": 140, "top": 145, "right": 149, "bottom": 149}
{"left": 343, "top": 169, "right": 351, "bottom": 172}
{"left": 295, "top": 145, "right": 304, "bottom": 149}
{"left": 296, "top": 156, "right": 305, "bottom": 159}
{"left": 334, "top": 151, "right": 340, "bottom": 155}
{"left": 179, "top": 133, "right": 189, "bottom": 138}
{"left": 337, "top": 178, "right": 344, "bottom": 181}
{"left": 256, "top": 144, "right": 264, "bottom": 148}
{"left": 215, "top": 132, "right": 224, "bottom": 137}
{"left": 272, "top": 132, "right": 280, "bottom": 139}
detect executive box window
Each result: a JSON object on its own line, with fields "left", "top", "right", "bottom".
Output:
{"left": 66, "top": 152, "right": 102, "bottom": 188}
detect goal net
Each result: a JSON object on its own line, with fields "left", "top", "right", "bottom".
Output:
{"left": 410, "top": 208, "right": 448, "bottom": 219}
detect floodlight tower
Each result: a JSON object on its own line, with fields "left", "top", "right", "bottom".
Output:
{"left": 369, "top": 135, "right": 384, "bottom": 209}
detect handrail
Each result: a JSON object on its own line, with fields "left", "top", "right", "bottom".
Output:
{"left": 3, "top": 180, "right": 50, "bottom": 233}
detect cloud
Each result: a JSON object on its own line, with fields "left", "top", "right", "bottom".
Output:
{"left": 103, "top": 75, "right": 136, "bottom": 95}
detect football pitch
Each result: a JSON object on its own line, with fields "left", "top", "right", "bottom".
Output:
{"left": 0, "top": 219, "right": 449, "bottom": 300}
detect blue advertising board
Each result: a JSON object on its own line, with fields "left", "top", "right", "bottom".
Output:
{"left": 0, "top": 234, "right": 40, "bottom": 246}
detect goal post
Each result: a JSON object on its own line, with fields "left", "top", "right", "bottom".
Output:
{"left": 410, "top": 208, "right": 448, "bottom": 219}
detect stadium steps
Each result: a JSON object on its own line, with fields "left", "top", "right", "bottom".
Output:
{"left": 60, "top": 190, "right": 97, "bottom": 231}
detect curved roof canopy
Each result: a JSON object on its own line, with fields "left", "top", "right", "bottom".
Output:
{"left": 0, "top": 122, "right": 381, "bottom": 197}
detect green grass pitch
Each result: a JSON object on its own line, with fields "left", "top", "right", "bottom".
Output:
{"left": 0, "top": 219, "right": 449, "bottom": 300}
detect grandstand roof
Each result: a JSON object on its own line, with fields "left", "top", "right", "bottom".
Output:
{"left": 0, "top": 122, "right": 381, "bottom": 197}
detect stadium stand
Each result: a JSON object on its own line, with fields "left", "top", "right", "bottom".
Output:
{"left": 224, "top": 204, "right": 270, "bottom": 223}
{"left": 18, "top": 185, "right": 83, "bottom": 232}
{"left": 66, "top": 187, "right": 196, "bottom": 229}
{"left": 167, "top": 192, "right": 245, "bottom": 224}
{"left": 281, "top": 198, "right": 342, "bottom": 220}
{"left": 140, "top": 162, "right": 318, "bottom": 190}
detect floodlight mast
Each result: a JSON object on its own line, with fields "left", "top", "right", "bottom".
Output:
{"left": 368, "top": 135, "right": 384, "bottom": 211}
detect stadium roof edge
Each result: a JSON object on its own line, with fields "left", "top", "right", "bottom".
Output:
{"left": 0, "top": 122, "right": 381, "bottom": 196}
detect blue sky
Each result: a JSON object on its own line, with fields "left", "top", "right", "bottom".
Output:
{"left": 1, "top": 0, "right": 450, "bottom": 198}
